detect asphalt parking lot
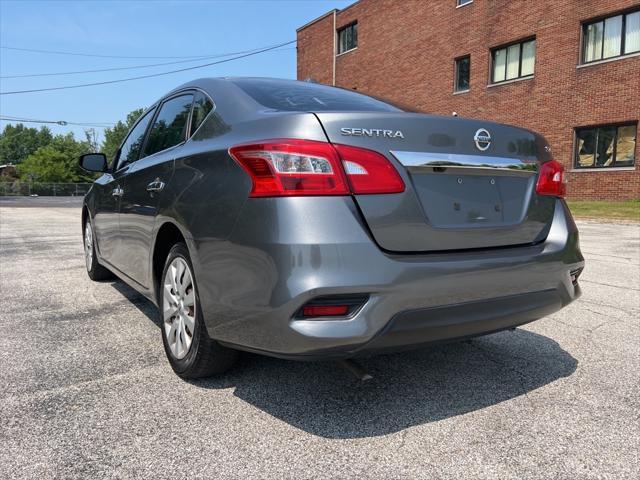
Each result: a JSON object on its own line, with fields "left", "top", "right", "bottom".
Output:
{"left": 1, "top": 197, "right": 639, "bottom": 479}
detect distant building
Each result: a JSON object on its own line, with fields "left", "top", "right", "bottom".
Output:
{"left": 0, "top": 163, "right": 18, "bottom": 181}
{"left": 297, "top": 0, "right": 640, "bottom": 200}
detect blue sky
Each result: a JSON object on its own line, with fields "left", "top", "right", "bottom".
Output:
{"left": 0, "top": 0, "right": 351, "bottom": 141}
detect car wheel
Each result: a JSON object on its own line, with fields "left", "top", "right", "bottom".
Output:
{"left": 160, "top": 242, "right": 238, "bottom": 378}
{"left": 84, "top": 219, "right": 113, "bottom": 281}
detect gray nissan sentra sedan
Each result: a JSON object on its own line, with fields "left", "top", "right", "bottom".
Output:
{"left": 80, "top": 77, "right": 584, "bottom": 378}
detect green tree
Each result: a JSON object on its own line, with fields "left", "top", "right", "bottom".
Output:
{"left": 18, "top": 132, "right": 94, "bottom": 183}
{"left": 17, "top": 147, "right": 75, "bottom": 183}
{"left": 0, "top": 124, "right": 53, "bottom": 164}
{"left": 3, "top": 107, "right": 143, "bottom": 182}
{"left": 101, "top": 108, "right": 143, "bottom": 163}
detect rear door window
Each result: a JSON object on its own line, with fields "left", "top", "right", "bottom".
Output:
{"left": 143, "top": 94, "right": 194, "bottom": 157}
{"left": 115, "top": 107, "right": 156, "bottom": 171}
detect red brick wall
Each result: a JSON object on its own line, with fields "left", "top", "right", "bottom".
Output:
{"left": 297, "top": 11, "right": 336, "bottom": 86}
{"left": 297, "top": 0, "right": 640, "bottom": 200}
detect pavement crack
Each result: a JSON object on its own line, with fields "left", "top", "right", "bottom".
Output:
{"left": 549, "top": 318, "right": 579, "bottom": 330}
{"left": 580, "top": 299, "right": 639, "bottom": 315}
{"left": 0, "top": 364, "right": 166, "bottom": 403}
{"left": 586, "top": 321, "right": 608, "bottom": 336}
{"left": 581, "top": 279, "right": 640, "bottom": 291}
{"left": 396, "top": 429, "right": 408, "bottom": 452}
{"left": 580, "top": 251, "right": 637, "bottom": 262}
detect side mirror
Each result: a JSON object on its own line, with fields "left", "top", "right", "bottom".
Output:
{"left": 79, "top": 153, "right": 108, "bottom": 173}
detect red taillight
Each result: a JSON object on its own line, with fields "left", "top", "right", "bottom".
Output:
{"left": 302, "top": 304, "right": 349, "bottom": 317}
{"left": 334, "top": 144, "right": 405, "bottom": 194}
{"left": 536, "top": 160, "right": 567, "bottom": 198}
{"left": 228, "top": 140, "right": 349, "bottom": 197}
{"left": 229, "top": 139, "right": 405, "bottom": 197}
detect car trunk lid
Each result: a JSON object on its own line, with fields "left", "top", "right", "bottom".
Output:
{"left": 314, "top": 112, "right": 556, "bottom": 252}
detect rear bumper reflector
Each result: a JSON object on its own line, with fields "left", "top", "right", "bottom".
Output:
{"left": 296, "top": 295, "right": 369, "bottom": 319}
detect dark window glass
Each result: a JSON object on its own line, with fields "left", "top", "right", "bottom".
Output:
{"left": 595, "top": 126, "right": 616, "bottom": 167}
{"left": 576, "top": 128, "right": 597, "bottom": 167}
{"left": 575, "top": 124, "right": 637, "bottom": 168}
{"left": 190, "top": 91, "right": 214, "bottom": 136}
{"left": 455, "top": 56, "right": 470, "bottom": 91}
{"left": 143, "top": 94, "right": 193, "bottom": 157}
{"left": 232, "top": 78, "right": 401, "bottom": 112}
{"left": 491, "top": 39, "right": 535, "bottom": 83}
{"left": 337, "top": 23, "right": 358, "bottom": 54}
{"left": 457, "top": 0, "right": 473, "bottom": 6}
{"left": 583, "top": 9, "right": 640, "bottom": 63}
{"left": 116, "top": 107, "right": 156, "bottom": 170}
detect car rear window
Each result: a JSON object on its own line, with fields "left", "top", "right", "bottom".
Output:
{"left": 231, "top": 78, "right": 401, "bottom": 112}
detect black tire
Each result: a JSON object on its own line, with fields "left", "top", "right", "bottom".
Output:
{"left": 84, "top": 219, "right": 114, "bottom": 281}
{"left": 160, "top": 242, "right": 238, "bottom": 378}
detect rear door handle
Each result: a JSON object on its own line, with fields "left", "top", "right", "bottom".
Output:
{"left": 146, "top": 178, "right": 165, "bottom": 192}
{"left": 112, "top": 186, "right": 124, "bottom": 197}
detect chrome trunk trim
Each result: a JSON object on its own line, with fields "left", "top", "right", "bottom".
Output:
{"left": 390, "top": 151, "right": 537, "bottom": 176}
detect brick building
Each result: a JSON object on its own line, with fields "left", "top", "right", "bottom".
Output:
{"left": 297, "top": 0, "right": 640, "bottom": 200}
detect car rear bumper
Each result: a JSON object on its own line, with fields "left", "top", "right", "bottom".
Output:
{"left": 194, "top": 197, "right": 583, "bottom": 359}
{"left": 356, "top": 287, "right": 578, "bottom": 357}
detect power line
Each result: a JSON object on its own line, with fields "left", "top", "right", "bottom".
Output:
{"left": 0, "top": 40, "right": 296, "bottom": 95}
{"left": 0, "top": 46, "right": 296, "bottom": 79}
{"left": 0, "top": 115, "right": 115, "bottom": 128}
{"left": 1, "top": 45, "right": 251, "bottom": 60}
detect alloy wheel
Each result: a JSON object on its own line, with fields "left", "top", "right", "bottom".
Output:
{"left": 163, "top": 257, "right": 196, "bottom": 359}
{"left": 84, "top": 222, "right": 93, "bottom": 271}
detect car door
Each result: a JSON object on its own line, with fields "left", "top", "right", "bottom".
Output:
{"left": 117, "top": 93, "right": 195, "bottom": 287}
{"left": 92, "top": 172, "right": 122, "bottom": 266}
{"left": 97, "top": 107, "right": 156, "bottom": 274}
{"left": 93, "top": 107, "right": 156, "bottom": 269}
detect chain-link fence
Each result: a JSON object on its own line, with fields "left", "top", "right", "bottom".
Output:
{"left": 0, "top": 182, "right": 92, "bottom": 196}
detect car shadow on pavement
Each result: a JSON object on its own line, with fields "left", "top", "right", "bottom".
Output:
{"left": 111, "top": 280, "right": 577, "bottom": 439}
{"left": 199, "top": 331, "right": 577, "bottom": 439}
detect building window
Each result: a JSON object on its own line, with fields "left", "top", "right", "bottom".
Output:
{"left": 491, "top": 39, "right": 536, "bottom": 84}
{"left": 457, "top": 0, "right": 473, "bottom": 6}
{"left": 337, "top": 23, "right": 358, "bottom": 54}
{"left": 583, "top": 9, "right": 640, "bottom": 63}
{"left": 575, "top": 123, "right": 637, "bottom": 169}
{"left": 454, "top": 56, "right": 470, "bottom": 92}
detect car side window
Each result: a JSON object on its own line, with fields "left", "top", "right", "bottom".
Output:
{"left": 189, "top": 91, "right": 214, "bottom": 137}
{"left": 143, "top": 94, "right": 194, "bottom": 158}
{"left": 115, "top": 107, "right": 156, "bottom": 171}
